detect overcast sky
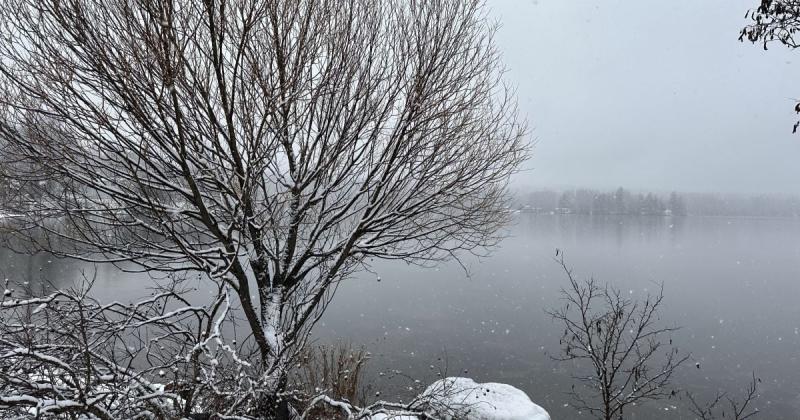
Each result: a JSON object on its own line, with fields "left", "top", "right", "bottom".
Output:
{"left": 491, "top": 0, "right": 800, "bottom": 194}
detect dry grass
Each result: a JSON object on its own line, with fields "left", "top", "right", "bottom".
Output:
{"left": 292, "top": 341, "right": 373, "bottom": 419}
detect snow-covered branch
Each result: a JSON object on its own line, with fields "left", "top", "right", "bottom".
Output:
{"left": 0, "top": 279, "right": 280, "bottom": 419}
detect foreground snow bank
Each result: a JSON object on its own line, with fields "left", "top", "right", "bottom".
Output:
{"left": 421, "top": 377, "right": 550, "bottom": 420}
{"left": 370, "top": 377, "right": 549, "bottom": 420}
{"left": 369, "top": 415, "right": 419, "bottom": 420}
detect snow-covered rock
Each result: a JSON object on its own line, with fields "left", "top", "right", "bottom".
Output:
{"left": 369, "top": 414, "right": 419, "bottom": 420}
{"left": 421, "top": 377, "right": 550, "bottom": 420}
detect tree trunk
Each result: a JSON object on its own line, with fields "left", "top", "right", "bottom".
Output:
{"left": 260, "top": 373, "right": 291, "bottom": 420}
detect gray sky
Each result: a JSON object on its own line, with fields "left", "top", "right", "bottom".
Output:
{"left": 491, "top": 0, "right": 800, "bottom": 194}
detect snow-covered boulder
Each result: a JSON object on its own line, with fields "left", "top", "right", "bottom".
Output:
{"left": 420, "top": 377, "right": 550, "bottom": 420}
{"left": 369, "top": 414, "right": 419, "bottom": 420}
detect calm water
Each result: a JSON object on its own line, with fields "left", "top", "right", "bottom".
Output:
{"left": 3, "top": 215, "right": 800, "bottom": 418}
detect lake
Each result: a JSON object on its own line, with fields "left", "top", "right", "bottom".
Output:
{"left": 3, "top": 214, "right": 800, "bottom": 418}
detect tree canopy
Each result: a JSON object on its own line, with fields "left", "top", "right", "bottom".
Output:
{"left": 0, "top": 0, "right": 527, "bottom": 417}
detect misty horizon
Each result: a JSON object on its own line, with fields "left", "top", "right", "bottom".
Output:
{"left": 513, "top": 182, "right": 800, "bottom": 199}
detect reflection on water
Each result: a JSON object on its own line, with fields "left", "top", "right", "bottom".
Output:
{"left": 3, "top": 215, "right": 800, "bottom": 418}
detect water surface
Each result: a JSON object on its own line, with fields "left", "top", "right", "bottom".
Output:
{"left": 321, "top": 215, "right": 800, "bottom": 418}
{"left": 3, "top": 215, "right": 799, "bottom": 418}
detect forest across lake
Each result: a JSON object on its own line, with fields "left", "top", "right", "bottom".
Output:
{"left": 514, "top": 187, "right": 800, "bottom": 218}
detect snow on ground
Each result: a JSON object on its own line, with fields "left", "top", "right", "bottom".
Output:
{"left": 421, "top": 377, "right": 550, "bottom": 420}
{"left": 371, "top": 377, "right": 550, "bottom": 420}
{"left": 369, "top": 414, "right": 419, "bottom": 420}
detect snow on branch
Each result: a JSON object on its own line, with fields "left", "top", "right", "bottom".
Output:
{"left": 0, "top": 278, "right": 282, "bottom": 419}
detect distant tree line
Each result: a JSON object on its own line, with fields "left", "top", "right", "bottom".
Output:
{"left": 514, "top": 187, "right": 800, "bottom": 218}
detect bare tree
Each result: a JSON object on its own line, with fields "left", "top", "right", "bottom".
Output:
{"left": 686, "top": 373, "right": 760, "bottom": 420}
{"left": 0, "top": 0, "right": 526, "bottom": 417}
{"left": 740, "top": 0, "right": 800, "bottom": 132}
{"left": 0, "top": 277, "right": 233, "bottom": 419}
{"left": 548, "top": 256, "right": 689, "bottom": 420}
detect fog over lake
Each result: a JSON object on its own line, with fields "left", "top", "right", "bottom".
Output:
{"left": 5, "top": 0, "right": 800, "bottom": 418}
{"left": 5, "top": 213, "right": 800, "bottom": 418}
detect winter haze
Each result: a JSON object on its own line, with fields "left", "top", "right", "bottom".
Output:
{"left": 493, "top": 0, "right": 800, "bottom": 194}
{"left": 1, "top": 1, "right": 799, "bottom": 419}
